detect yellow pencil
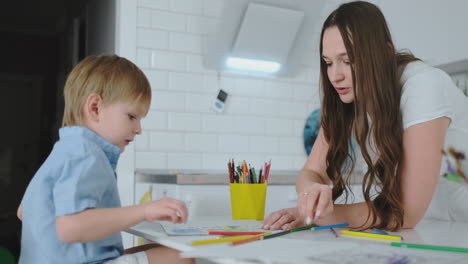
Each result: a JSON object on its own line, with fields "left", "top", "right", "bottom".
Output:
{"left": 340, "top": 230, "right": 401, "bottom": 241}
{"left": 191, "top": 235, "right": 254, "bottom": 245}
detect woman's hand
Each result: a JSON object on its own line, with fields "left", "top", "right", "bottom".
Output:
{"left": 143, "top": 198, "right": 188, "bottom": 224}
{"left": 297, "top": 182, "right": 333, "bottom": 224}
{"left": 261, "top": 208, "right": 303, "bottom": 230}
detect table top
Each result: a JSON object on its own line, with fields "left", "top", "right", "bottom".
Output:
{"left": 126, "top": 216, "right": 468, "bottom": 263}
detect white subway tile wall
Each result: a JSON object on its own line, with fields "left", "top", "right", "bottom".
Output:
{"left": 134, "top": 0, "right": 329, "bottom": 170}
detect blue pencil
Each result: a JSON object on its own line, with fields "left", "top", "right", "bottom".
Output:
{"left": 312, "top": 223, "right": 349, "bottom": 230}
{"left": 350, "top": 228, "right": 389, "bottom": 235}
{"left": 372, "top": 228, "right": 389, "bottom": 235}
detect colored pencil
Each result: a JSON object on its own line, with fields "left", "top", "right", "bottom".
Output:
{"left": 220, "top": 226, "right": 239, "bottom": 231}
{"left": 250, "top": 166, "right": 257, "bottom": 184}
{"left": 330, "top": 228, "right": 339, "bottom": 238}
{"left": 263, "top": 230, "right": 290, "bottom": 240}
{"left": 227, "top": 160, "right": 233, "bottom": 183}
{"left": 391, "top": 242, "right": 468, "bottom": 253}
{"left": 230, "top": 232, "right": 271, "bottom": 246}
{"left": 231, "top": 159, "right": 235, "bottom": 182}
{"left": 263, "top": 224, "right": 316, "bottom": 240}
{"left": 372, "top": 228, "right": 389, "bottom": 235}
{"left": 312, "top": 223, "right": 349, "bottom": 231}
{"left": 242, "top": 160, "right": 248, "bottom": 183}
{"left": 208, "top": 231, "right": 267, "bottom": 236}
{"left": 233, "top": 171, "right": 240, "bottom": 183}
{"left": 350, "top": 229, "right": 389, "bottom": 235}
{"left": 290, "top": 224, "right": 317, "bottom": 232}
{"left": 340, "top": 230, "right": 401, "bottom": 241}
{"left": 191, "top": 235, "right": 253, "bottom": 245}
{"left": 264, "top": 160, "right": 271, "bottom": 182}
{"left": 342, "top": 235, "right": 392, "bottom": 243}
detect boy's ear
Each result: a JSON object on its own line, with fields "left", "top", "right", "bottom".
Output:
{"left": 83, "top": 93, "right": 102, "bottom": 122}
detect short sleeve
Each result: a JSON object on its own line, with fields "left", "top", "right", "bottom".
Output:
{"left": 53, "top": 154, "right": 111, "bottom": 216}
{"left": 400, "top": 67, "right": 454, "bottom": 130}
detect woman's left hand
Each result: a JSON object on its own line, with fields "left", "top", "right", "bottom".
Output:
{"left": 260, "top": 207, "right": 304, "bottom": 230}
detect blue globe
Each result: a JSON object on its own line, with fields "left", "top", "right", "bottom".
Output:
{"left": 304, "top": 108, "right": 321, "bottom": 155}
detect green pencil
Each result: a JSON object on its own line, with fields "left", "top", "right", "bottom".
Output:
{"left": 391, "top": 242, "right": 468, "bottom": 253}
{"left": 263, "top": 230, "right": 290, "bottom": 239}
{"left": 290, "top": 224, "right": 318, "bottom": 232}
{"left": 263, "top": 224, "right": 317, "bottom": 240}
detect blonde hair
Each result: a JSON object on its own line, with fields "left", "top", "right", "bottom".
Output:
{"left": 62, "top": 54, "right": 151, "bottom": 127}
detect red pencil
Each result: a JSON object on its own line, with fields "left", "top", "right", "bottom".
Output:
{"left": 265, "top": 160, "right": 271, "bottom": 183}
{"left": 227, "top": 160, "right": 233, "bottom": 183}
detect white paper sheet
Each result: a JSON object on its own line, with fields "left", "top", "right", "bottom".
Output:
{"left": 182, "top": 238, "right": 359, "bottom": 262}
{"left": 183, "top": 237, "right": 467, "bottom": 264}
{"left": 306, "top": 243, "right": 467, "bottom": 264}
{"left": 160, "top": 222, "right": 265, "bottom": 236}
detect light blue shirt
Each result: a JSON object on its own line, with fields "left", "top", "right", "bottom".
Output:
{"left": 20, "top": 126, "right": 124, "bottom": 264}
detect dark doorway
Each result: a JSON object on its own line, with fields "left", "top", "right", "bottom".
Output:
{"left": 0, "top": 0, "right": 87, "bottom": 260}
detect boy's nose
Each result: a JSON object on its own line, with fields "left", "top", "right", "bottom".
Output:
{"left": 134, "top": 123, "right": 142, "bottom": 135}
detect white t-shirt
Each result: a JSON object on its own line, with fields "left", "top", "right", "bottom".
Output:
{"left": 400, "top": 61, "right": 468, "bottom": 221}
{"left": 400, "top": 61, "right": 468, "bottom": 144}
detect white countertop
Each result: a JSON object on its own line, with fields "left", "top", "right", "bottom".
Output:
{"left": 135, "top": 169, "right": 364, "bottom": 185}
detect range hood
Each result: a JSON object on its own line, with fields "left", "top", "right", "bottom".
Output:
{"left": 203, "top": 0, "right": 326, "bottom": 77}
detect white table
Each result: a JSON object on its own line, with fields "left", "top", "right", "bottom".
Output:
{"left": 126, "top": 217, "right": 468, "bottom": 263}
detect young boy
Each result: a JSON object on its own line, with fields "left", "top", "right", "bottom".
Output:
{"left": 17, "top": 55, "right": 194, "bottom": 264}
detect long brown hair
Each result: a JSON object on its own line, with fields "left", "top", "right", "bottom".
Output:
{"left": 319, "top": 1, "right": 418, "bottom": 231}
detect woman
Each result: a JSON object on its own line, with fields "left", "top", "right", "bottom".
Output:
{"left": 261, "top": 1, "right": 468, "bottom": 231}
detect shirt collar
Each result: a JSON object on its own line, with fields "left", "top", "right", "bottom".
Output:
{"left": 59, "top": 126, "right": 121, "bottom": 171}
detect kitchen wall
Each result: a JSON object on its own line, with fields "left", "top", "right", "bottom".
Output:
{"left": 131, "top": 0, "right": 348, "bottom": 171}
{"left": 379, "top": 0, "right": 468, "bottom": 68}
{"left": 128, "top": 0, "right": 468, "bottom": 172}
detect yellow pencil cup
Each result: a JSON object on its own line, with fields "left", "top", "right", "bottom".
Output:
{"left": 230, "top": 183, "right": 267, "bottom": 220}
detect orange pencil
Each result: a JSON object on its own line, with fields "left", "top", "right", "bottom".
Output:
{"left": 243, "top": 161, "right": 247, "bottom": 184}
{"left": 230, "top": 232, "right": 271, "bottom": 246}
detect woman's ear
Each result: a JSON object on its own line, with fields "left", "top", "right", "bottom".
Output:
{"left": 83, "top": 93, "right": 102, "bottom": 122}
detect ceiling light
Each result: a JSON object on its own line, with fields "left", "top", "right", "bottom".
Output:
{"left": 226, "top": 57, "right": 281, "bottom": 73}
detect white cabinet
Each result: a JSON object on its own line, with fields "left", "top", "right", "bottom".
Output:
{"left": 135, "top": 183, "right": 297, "bottom": 217}
{"left": 265, "top": 185, "right": 298, "bottom": 215}
{"left": 135, "top": 182, "right": 368, "bottom": 218}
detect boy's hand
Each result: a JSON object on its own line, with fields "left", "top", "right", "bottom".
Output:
{"left": 143, "top": 198, "right": 188, "bottom": 223}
